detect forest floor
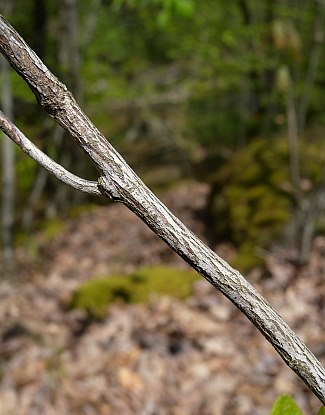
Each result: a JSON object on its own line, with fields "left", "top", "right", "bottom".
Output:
{"left": 0, "top": 182, "right": 324, "bottom": 415}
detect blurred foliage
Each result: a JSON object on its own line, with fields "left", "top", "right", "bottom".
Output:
{"left": 69, "top": 266, "right": 199, "bottom": 319}
{"left": 4, "top": 0, "right": 325, "bottom": 141}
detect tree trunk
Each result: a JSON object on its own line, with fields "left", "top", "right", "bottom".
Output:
{"left": 286, "top": 85, "right": 301, "bottom": 205}
{"left": 0, "top": 54, "right": 15, "bottom": 270}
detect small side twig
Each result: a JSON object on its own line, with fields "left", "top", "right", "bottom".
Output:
{"left": 0, "top": 111, "right": 101, "bottom": 196}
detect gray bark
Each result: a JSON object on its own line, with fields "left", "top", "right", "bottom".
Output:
{"left": 0, "top": 15, "right": 324, "bottom": 403}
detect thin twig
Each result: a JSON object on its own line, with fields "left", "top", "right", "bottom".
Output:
{"left": 0, "top": 111, "right": 101, "bottom": 196}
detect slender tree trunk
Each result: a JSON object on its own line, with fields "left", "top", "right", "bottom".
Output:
{"left": 285, "top": 83, "right": 306, "bottom": 259}
{"left": 285, "top": 3, "right": 325, "bottom": 263}
{"left": 298, "top": 2, "right": 325, "bottom": 135}
{"left": 1, "top": 55, "right": 15, "bottom": 269}
{"left": 299, "top": 172, "right": 325, "bottom": 264}
{"left": 286, "top": 85, "right": 301, "bottom": 205}
{"left": 22, "top": 167, "right": 48, "bottom": 229}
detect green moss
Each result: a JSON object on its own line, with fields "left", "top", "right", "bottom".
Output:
{"left": 314, "top": 218, "right": 325, "bottom": 236}
{"left": 14, "top": 217, "right": 65, "bottom": 259}
{"left": 70, "top": 277, "right": 131, "bottom": 319}
{"left": 231, "top": 243, "right": 264, "bottom": 274}
{"left": 67, "top": 204, "right": 97, "bottom": 219}
{"left": 43, "top": 219, "right": 65, "bottom": 240}
{"left": 69, "top": 266, "right": 200, "bottom": 319}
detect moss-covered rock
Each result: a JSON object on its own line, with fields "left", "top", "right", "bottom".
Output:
{"left": 208, "top": 137, "right": 325, "bottom": 272}
{"left": 69, "top": 266, "right": 200, "bottom": 319}
{"left": 230, "top": 242, "right": 264, "bottom": 274}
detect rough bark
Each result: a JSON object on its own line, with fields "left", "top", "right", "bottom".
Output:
{"left": 0, "top": 15, "right": 324, "bottom": 403}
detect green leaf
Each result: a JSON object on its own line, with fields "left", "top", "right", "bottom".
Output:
{"left": 270, "top": 395, "right": 303, "bottom": 415}
{"left": 174, "top": 0, "right": 194, "bottom": 17}
{"left": 157, "top": 9, "right": 170, "bottom": 27}
{"left": 317, "top": 407, "right": 325, "bottom": 415}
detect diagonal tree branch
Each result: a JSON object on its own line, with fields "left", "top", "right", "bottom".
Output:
{"left": 0, "top": 15, "right": 324, "bottom": 403}
{"left": 0, "top": 111, "right": 101, "bottom": 195}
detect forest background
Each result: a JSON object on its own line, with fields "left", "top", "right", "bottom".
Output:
{"left": 0, "top": 1, "right": 325, "bottom": 414}
{"left": 2, "top": 0, "right": 325, "bottom": 269}
{"left": 1, "top": 0, "right": 325, "bottom": 268}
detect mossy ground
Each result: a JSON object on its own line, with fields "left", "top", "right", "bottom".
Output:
{"left": 69, "top": 266, "right": 200, "bottom": 319}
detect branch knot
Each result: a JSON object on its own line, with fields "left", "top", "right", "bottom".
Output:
{"left": 98, "top": 175, "right": 122, "bottom": 201}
